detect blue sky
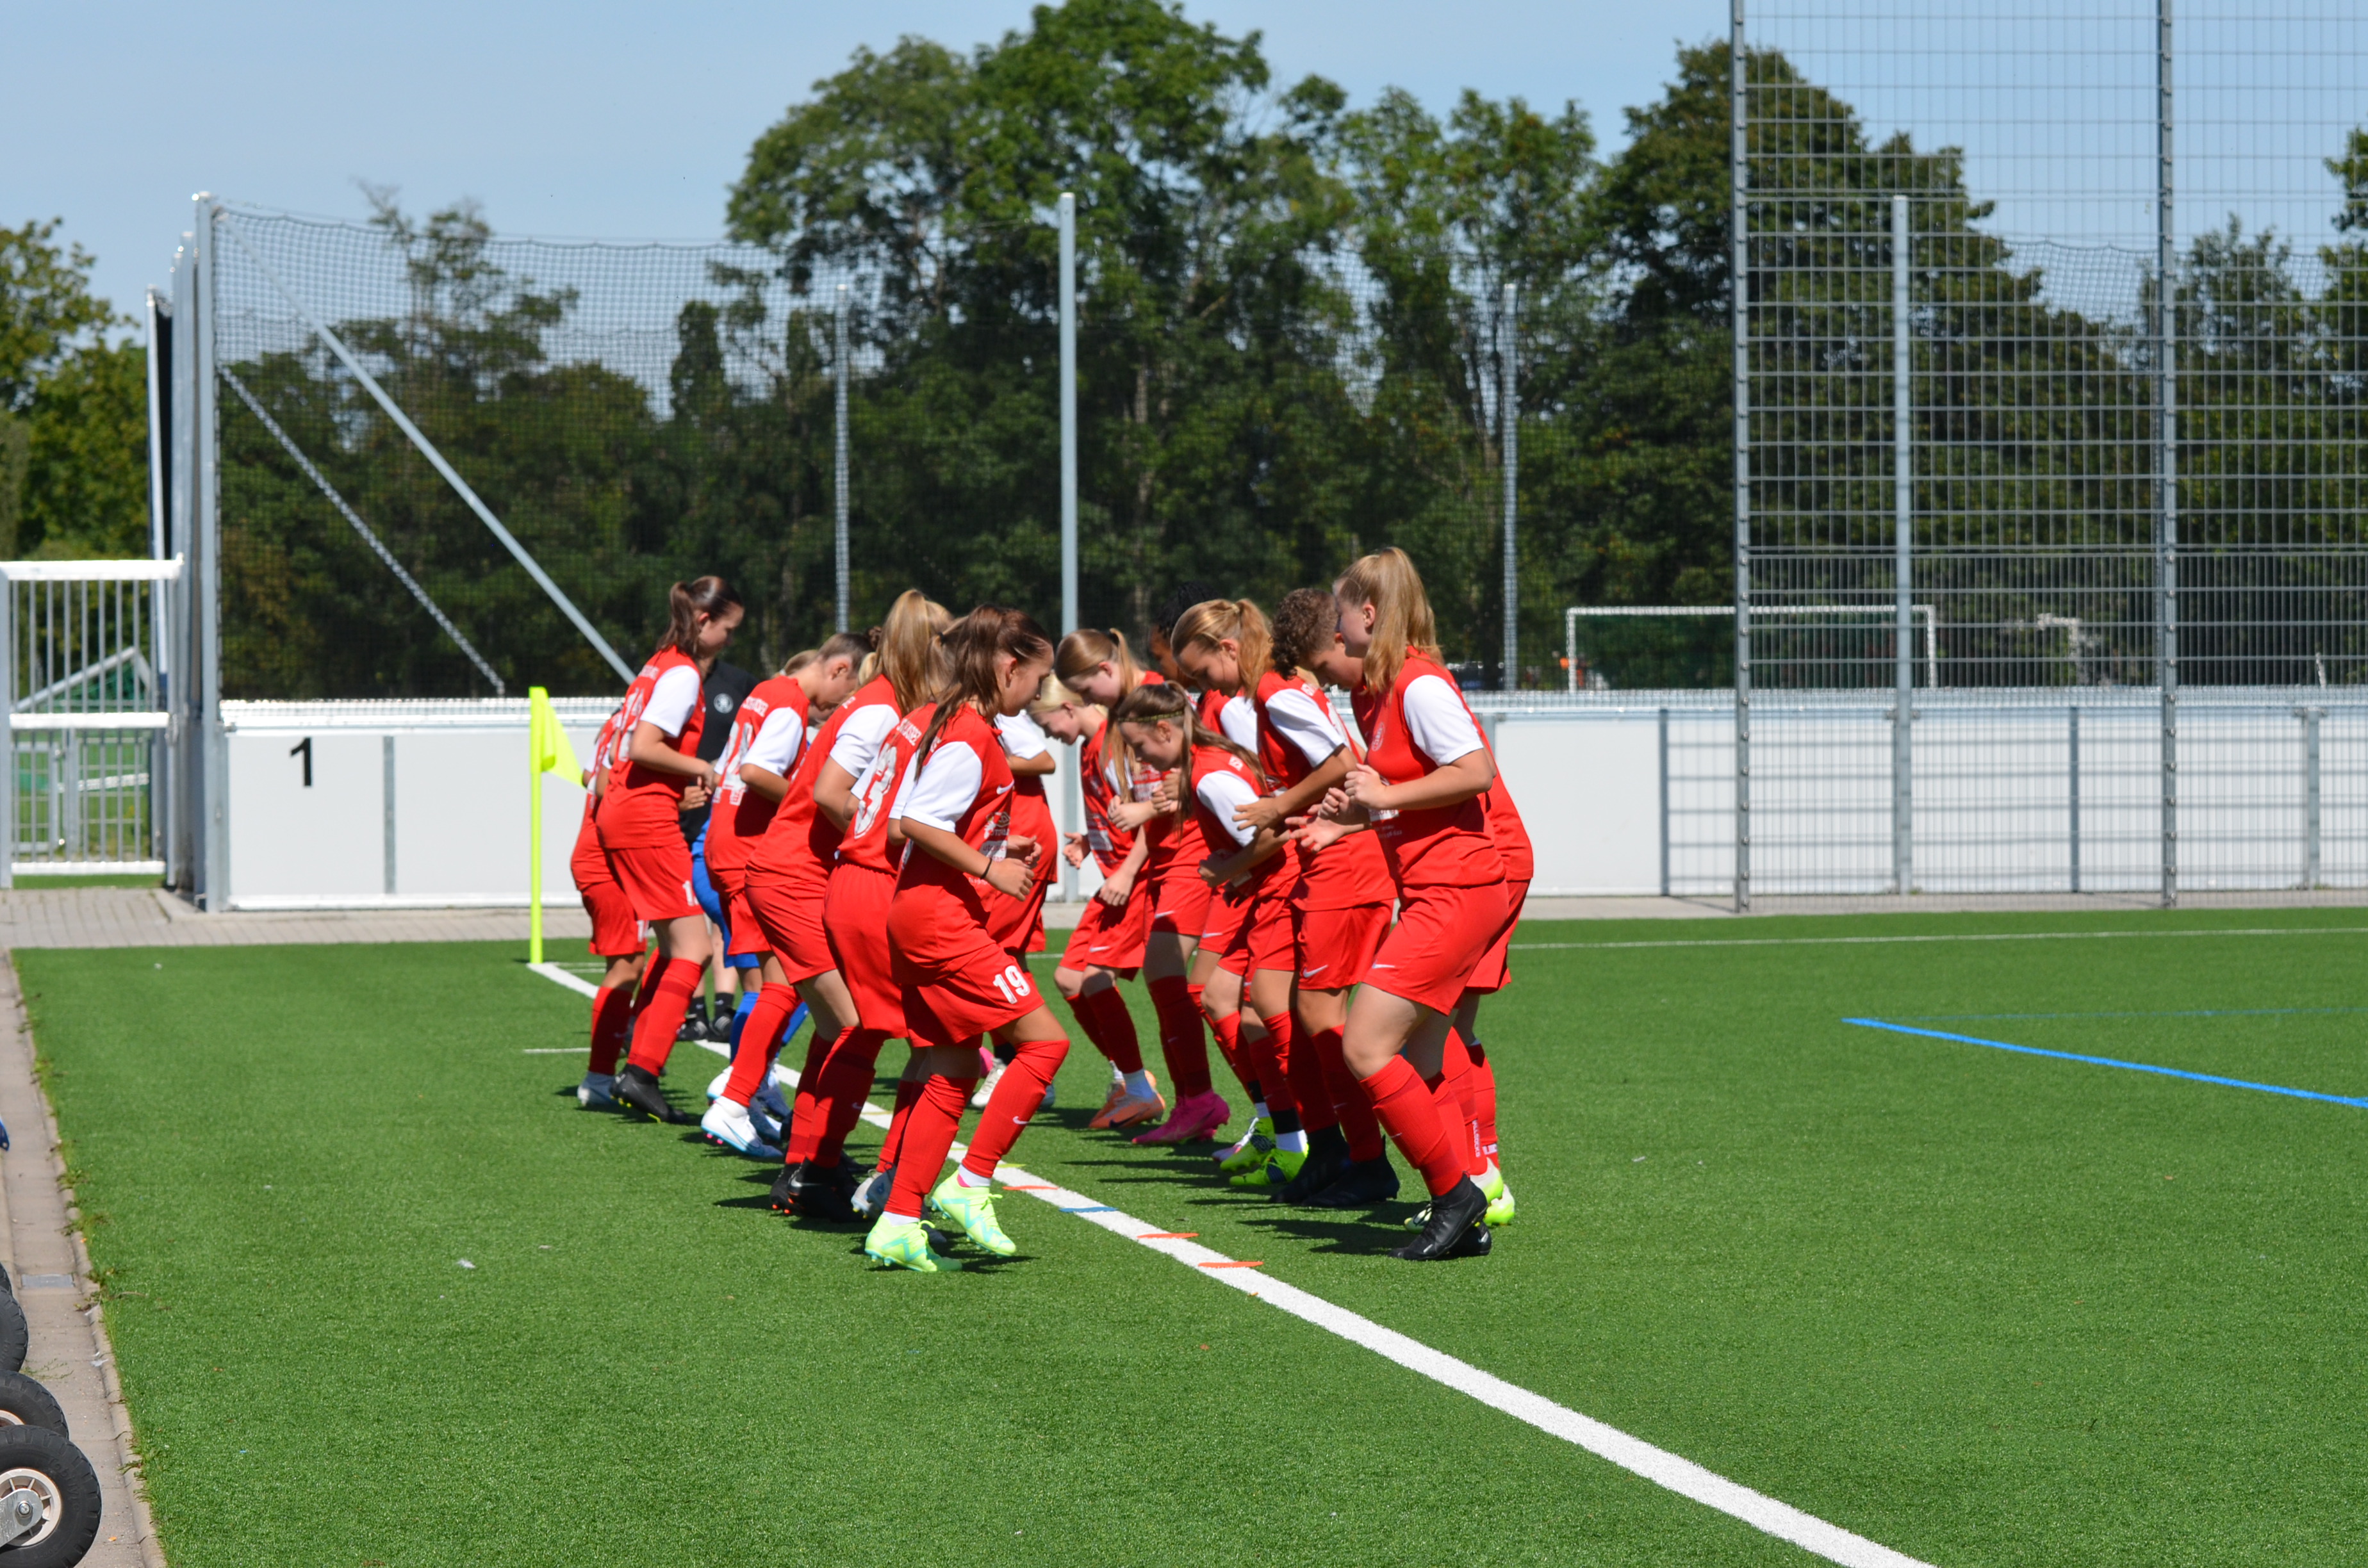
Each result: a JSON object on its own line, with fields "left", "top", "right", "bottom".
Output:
{"left": 9, "top": 0, "right": 1725, "bottom": 325}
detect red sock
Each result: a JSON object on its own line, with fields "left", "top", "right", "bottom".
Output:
{"left": 622, "top": 957, "right": 703, "bottom": 1075}
{"left": 1247, "top": 1014, "right": 1296, "bottom": 1118}
{"left": 884, "top": 1074, "right": 974, "bottom": 1220}
{"left": 1258, "top": 1012, "right": 1315, "bottom": 1126}
{"left": 1465, "top": 1036, "right": 1501, "bottom": 1164}
{"left": 1148, "top": 976, "right": 1212, "bottom": 1098}
{"left": 1210, "top": 1012, "right": 1259, "bottom": 1102}
{"left": 782, "top": 1025, "right": 847, "bottom": 1164}
{"left": 878, "top": 1077, "right": 924, "bottom": 1172}
{"left": 1435, "top": 1038, "right": 1487, "bottom": 1178}
{"left": 586, "top": 984, "right": 634, "bottom": 1075}
{"left": 1277, "top": 1011, "right": 1334, "bottom": 1133}
{"left": 1313, "top": 1025, "right": 1384, "bottom": 1161}
{"left": 721, "top": 983, "right": 800, "bottom": 1105}
{"left": 960, "top": 1036, "right": 1070, "bottom": 1179}
{"left": 1068, "top": 986, "right": 1144, "bottom": 1074}
{"left": 815, "top": 1028, "right": 891, "bottom": 1166}
{"left": 1360, "top": 1054, "right": 1467, "bottom": 1198}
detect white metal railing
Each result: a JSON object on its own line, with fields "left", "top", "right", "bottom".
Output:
{"left": 0, "top": 559, "right": 184, "bottom": 883}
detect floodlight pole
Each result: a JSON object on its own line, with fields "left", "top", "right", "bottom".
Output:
{"left": 1892, "top": 195, "right": 1913, "bottom": 898}
{"left": 1058, "top": 192, "right": 1081, "bottom": 902}
{"left": 196, "top": 195, "right": 227, "bottom": 909}
{"left": 834, "top": 282, "right": 850, "bottom": 634}
{"left": 1501, "top": 282, "right": 1518, "bottom": 692}
{"left": 2155, "top": 0, "right": 2180, "bottom": 909}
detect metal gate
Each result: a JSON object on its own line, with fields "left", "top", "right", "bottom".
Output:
{"left": 0, "top": 561, "right": 184, "bottom": 886}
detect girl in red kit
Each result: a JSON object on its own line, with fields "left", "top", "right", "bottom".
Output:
{"left": 1055, "top": 630, "right": 1228, "bottom": 1144}
{"left": 863, "top": 607, "right": 1067, "bottom": 1273}
{"left": 572, "top": 699, "right": 650, "bottom": 1111}
{"left": 600, "top": 576, "right": 744, "bottom": 1125}
{"left": 1034, "top": 679, "right": 1164, "bottom": 1131}
{"left": 697, "top": 633, "right": 866, "bottom": 1157}
{"left": 1169, "top": 598, "right": 1324, "bottom": 1188}
{"left": 750, "top": 591, "right": 950, "bottom": 1216}
{"left": 971, "top": 702, "right": 1061, "bottom": 1109}
{"left": 1314, "top": 547, "right": 1506, "bottom": 1261}
{"left": 789, "top": 596, "right": 955, "bottom": 1222}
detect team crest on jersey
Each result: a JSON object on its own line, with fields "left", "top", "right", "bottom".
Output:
{"left": 711, "top": 692, "right": 734, "bottom": 714}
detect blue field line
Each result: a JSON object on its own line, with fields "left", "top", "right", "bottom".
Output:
{"left": 1902, "top": 1006, "right": 2368, "bottom": 1022}
{"left": 1844, "top": 1017, "right": 2368, "bottom": 1108}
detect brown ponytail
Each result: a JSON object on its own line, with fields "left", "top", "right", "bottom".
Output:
{"left": 660, "top": 576, "right": 743, "bottom": 657}
{"left": 1170, "top": 598, "right": 1273, "bottom": 690}
{"left": 1269, "top": 587, "right": 1336, "bottom": 679}
{"left": 913, "top": 606, "right": 1056, "bottom": 767}
{"left": 1110, "top": 681, "right": 1267, "bottom": 787}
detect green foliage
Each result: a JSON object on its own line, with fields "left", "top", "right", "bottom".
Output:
{"left": 0, "top": 219, "right": 145, "bottom": 561}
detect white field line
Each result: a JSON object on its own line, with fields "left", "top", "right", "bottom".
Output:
{"left": 523, "top": 963, "right": 1939, "bottom": 1568}
{"left": 1512, "top": 925, "right": 2368, "bottom": 953}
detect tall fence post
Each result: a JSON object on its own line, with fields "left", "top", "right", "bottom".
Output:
{"left": 1501, "top": 281, "right": 1518, "bottom": 692}
{"left": 2303, "top": 706, "right": 2321, "bottom": 889}
{"left": 1731, "top": 0, "right": 1753, "bottom": 914}
{"left": 834, "top": 282, "right": 850, "bottom": 635}
{"left": 1057, "top": 192, "right": 1081, "bottom": 903}
{"left": 1892, "top": 194, "right": 1914, "bottom": 898}
{"left": 2156, "top": 0, "right": 2180, "bottom": 910}
{"left": 2068, "top": 705, "right": 2082, "bottom": 894}
{"left": 196, "top": 196, "right": 227, "bottom": 910}
{"left": 1658, "top": 706, "right": 1672, "bottom": 897}
{"left": 0, "top": 574, "right": 13, "bottom": 891}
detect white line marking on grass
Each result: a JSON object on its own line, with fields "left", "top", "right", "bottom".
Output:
{"left": 527, "top": 961, "right": 601, "bottom": 998}
{"left": 522, "top": 962, "right": 1937, "bottom": 1567}
{"left": 1513, "top": 925, "right": 2368, "bottom": 953}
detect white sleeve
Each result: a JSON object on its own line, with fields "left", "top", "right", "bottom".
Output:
{"left": 1399, "top": 674, "right": 1485, "bottom": 765}
{"left": 901, "top": 743, "right": 985, "bottom": 833}
{"left": 1195, "top": 768, "right": 1261, "bottom": 848}
{"left": 826, "top": 704, "right": 899, "bottom": 779}
{"left": 641, "top": 665, "right": 702, "bottom": 738}
{"left": 742, "top": 706, "right": 804, "bottom": 776}
{"left": 1217, "top": 694, "right": 1259, "bottom": 751}
{"left": 1263, "top": 687, "right": 1347, "bottom": 771}
{"left": 995, "top": 711, "right": 1051, "bottom": 760}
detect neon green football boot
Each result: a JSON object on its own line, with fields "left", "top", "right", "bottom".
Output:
{"left": 864, "top": 1216, "right": 944, "bottom": 1273}
{"left": 1481, "top": 1166, "right": 1516, "bottom": 1227}
{"left": 927, "top": 1174, "right": 1018, "bottom": 1257}
{"left": 1229, "top": 1145, "right": 1308, "bottom": 1190}
{"left": 1215, "top": 1117, "right": 1276, "bottom": 1175}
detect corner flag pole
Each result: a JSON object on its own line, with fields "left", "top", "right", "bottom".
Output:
{"left": 530, "top": 699, "right": 545, "bottom": 965}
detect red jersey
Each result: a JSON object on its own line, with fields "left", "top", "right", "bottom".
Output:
{"left": 1131, "top": 673, "right": 1206, "bottom": 878}
{"left": 1076, "top": 723, "right": 1134, "bottom": 874}
{"left": 1476, "top": 739, "right": 1533, "bottom": 882}
{"left": 1269, "top": 674, "right": 1394, "bottom": 910}
{"left": 1000, "top": 719, "right": 1059, "bottom": 883}
{"left": 839, "top": 704, "right": 936, "bottom": 875}
{"left": 600, "top": 648, "right": 706, "bottom": 849}
{"left": 1187, "top": 744, "right": 1281, "bottom": 896}
{"left": 705, "top": 674, "right": 810, "bottom": 876}
{"left": 748, "top": 673, "right": 898, "bottom": 888}
{"left": 1361, "top": 655, "right": 1505, "bottom": 889}
{"left": 891, "top": 705, "right": 1018, "bottom": 931}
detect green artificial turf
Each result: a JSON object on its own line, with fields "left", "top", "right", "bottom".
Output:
{"left": 23, "top": 906, "right": 2368, "bottom": 1565}
{"left": 13, "top": 872, "right": 161, "bottom": 888}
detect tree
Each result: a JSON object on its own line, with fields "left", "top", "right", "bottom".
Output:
{"left": 0, "top": 220, "right": 145, "bottom": 559}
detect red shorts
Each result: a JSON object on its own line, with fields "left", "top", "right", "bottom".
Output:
{"left": 602, "top": 840, "right": 700, "bottom": 924}
{"left": 1219, "top": 886, "right": 1295, "bottom": 978}
{"left": 1060, "top": 884, "right": 1152, "bottom": 975}
{"left": 824, "top": 863, "right": 904, "bottom": 1036}
{"left": 1292, "top": 902, "right": 1391, "bottom": 990}
{"left": 579, "top": 878, "right": 646, "bottom": 959}
{"left": 890, "top": 918, "right": 1044, "bottom": 1047}
{"left": 1365, "top": 882, "right": 1512, "bottom": 1013}
{"left": 1465, "top": 878, "right": 1528, "bottom": 994}
{"left": 1146, "top": 867, "right": 1212, "bottom": 942}
{"left": 987, "top": 860, "right": 1053, "bottom": 956}
{"left": 741, "top": 866, "right": 836, "bottom": 983}
{"left": 1198, "top": 881, "right": 1250, "bottom": 951}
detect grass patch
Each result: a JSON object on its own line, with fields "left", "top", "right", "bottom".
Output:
{"left": 23, "top": 906, "right": 2368, "bottom": 1565}
{"left": 12, "top": 873, "right": 160, "bottom": 889}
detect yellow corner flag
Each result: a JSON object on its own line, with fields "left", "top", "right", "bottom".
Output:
{"left": 527, "top": 687, "right": 583, "bottom": 965}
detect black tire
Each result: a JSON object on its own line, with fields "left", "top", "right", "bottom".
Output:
{"left": 0, "top": 1294, "right": 27, "bottom": 1375}
{"left": 0, "top": 1374, "right": 66, "bottom": 1440}
{"left": 0, "top": 1426, "right": 100, "bottom": 1567}
{"left": 0, "top": 1262, "right": 14, "bottom": 1296}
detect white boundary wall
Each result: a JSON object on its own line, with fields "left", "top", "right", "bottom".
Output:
{"left": 215, "top": 692, "right": 2364, "bottom": 908}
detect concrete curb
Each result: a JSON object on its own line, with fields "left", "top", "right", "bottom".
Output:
{"left": 0, "top": 958, "right": 166, "bottom": 1568}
